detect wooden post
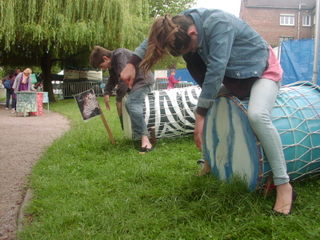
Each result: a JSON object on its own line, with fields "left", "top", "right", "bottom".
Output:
{"left": 99, "top": 109, "right": 116, "bottom": 144}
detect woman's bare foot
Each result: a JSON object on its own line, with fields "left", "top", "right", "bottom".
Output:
{"left": 273, "top": 182, "right": 293, "bottom": 215}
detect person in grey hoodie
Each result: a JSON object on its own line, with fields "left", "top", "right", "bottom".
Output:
{"left": 89, "top": 46, "right": 155, "bottom": 154}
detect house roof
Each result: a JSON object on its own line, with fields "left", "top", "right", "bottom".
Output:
{"left": 244, "top": 0, "right": 316, "bottom": 9}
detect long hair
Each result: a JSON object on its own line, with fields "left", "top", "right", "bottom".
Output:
{"left": 140, "top": 14, "right": 193, "bottom": 72}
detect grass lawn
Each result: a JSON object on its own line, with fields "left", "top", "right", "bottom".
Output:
{"left": 19, "top": 96, "right": 320, "bottom": 240}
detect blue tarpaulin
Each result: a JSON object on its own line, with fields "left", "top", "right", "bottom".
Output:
{"left": 280, "top": 39, "right": 319, "bottom": 85}
{"left": 175, "top": 68, "right": 197, "bottom": 85}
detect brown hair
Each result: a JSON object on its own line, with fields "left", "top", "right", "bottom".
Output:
{"left": 140, "top": 14, "right": 193, "bottom": 72}
{"left": 89, "top": 46, "right": 113, "bottom": 68}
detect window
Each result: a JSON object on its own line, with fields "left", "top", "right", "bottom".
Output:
{"left": 302, "top": 15, "right": 311, "bottom": 26}
{"left": 280, "top": 14, "right": 295, "bottom": 26}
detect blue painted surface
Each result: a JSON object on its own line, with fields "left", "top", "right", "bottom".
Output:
{"left": 204, "top": 81, "right": 320, "bottom": 191}
{"left": 225, "top": 100, "right": 234, "bottom": 181}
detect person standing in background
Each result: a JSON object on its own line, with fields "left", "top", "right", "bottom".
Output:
{"left": 2, "top": 69, "right": 21, "bottom": 111}
{"left": 2, "top": 70, "right": 15, "bottom": 110}
{"left": 167, "top": 69, "right": 181, "bottom": 89}
{"left": 12, "top": 68, "right": 33, "bottom": 113}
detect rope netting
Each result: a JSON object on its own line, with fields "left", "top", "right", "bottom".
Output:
{"left": 143, "top": 86, "right": 201, "bottom": 139}
{"left": 263, "top": 81, "right": 320, "bottom": 181}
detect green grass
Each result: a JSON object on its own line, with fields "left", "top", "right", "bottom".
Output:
{"left": 19, "top": 97, "right": 320, "bottom": 240}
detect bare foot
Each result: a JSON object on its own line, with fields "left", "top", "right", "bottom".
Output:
{"left": 273, "top": 182, "right": 293, "bottom": 215}
{"left": 141, "top": 135, "right": 152, "bottom": 149}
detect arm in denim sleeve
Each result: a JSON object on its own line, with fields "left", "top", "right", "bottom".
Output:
{"left": 133, "top": 39, "right": 148, "bottom": 60}
{"left": 127, "top": 39, "right": 147, "bottom": 68}
{"left": 197, "top": 16, "right": 235, "bottom": 110}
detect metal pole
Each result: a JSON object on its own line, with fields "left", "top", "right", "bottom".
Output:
{"left": 298, "top": 0, "right": 301, "bottom": 39}
{"left": 312, "top": 0, "right": 320, "bottom": 84}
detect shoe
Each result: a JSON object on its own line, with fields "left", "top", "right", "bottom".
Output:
{"left": 139, "top": 146, "right": 154, "bottom": 154}
{"left": 272, "top": 189, "right": 297, "bottom": 216}
{"left": 5, "top": 107, "right": 9, "bottom": 110}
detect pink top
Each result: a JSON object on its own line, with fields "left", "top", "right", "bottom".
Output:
{"left": 261, "top": 46, "right": 283, "bottom": 82}
{"left": 167, "top": 75, "right": 179, "bottom": 89}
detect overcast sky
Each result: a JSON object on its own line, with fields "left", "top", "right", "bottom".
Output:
{"left": 192, "top": 0, "right": 241, "bottom": 16}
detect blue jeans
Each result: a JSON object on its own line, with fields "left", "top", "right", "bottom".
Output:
{"left": 125, "top": 85, "right": 152, "bottom": 140}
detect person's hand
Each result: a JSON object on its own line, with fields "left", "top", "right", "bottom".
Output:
{"left": 120, "top": 64, "right": 136, "bottom": 89}
{"left": 194, "top": 113, "right": 205, "bottom": 151}
{"left": 104, "top": 95, "right": 110, "bottom": 110}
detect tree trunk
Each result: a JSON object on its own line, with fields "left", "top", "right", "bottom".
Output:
{"left": 40, "top": 53, "right": 56, "bottom": 102}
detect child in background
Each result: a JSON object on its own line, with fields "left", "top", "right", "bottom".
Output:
{"left": 167, "top": 69, "right": 181, "bottom": 89}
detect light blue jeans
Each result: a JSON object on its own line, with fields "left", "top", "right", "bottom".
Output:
{"left": 125, "top": 85, "right": 152, "bottom": 140}
{"left": 247, "top": 78, "right": 289, "bottom": 186}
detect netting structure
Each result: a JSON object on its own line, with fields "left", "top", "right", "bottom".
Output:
{"left": 203, "top": 81, "right": 320, "bottom": 191}
{"left": 122, "top": 86, "right": 201, "bottom": 139}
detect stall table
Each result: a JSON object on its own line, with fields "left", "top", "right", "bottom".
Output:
{"left": 16, "top": 91, "right": 46, "bottom": 117}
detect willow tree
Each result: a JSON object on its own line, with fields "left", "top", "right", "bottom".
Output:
{"left": 149, "top": 0, "right": 196, "bottom": 17}
{"left": 0, "top": 0, "right": 149, "bottom": 101}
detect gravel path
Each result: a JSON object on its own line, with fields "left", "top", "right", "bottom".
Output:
{"left": 0, "top": 105, "right": 70, "bottom": 240}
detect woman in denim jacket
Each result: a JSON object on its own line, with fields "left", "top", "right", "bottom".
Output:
{"left": 121, "top": 8, "right": 294, "bottom": 215}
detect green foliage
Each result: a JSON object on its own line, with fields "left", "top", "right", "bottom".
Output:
{"left": 154, "top": 55, "right": 187, "bottom": 71}
{"left": 0, "top": 0, "right": 150, "bottom": 65}
{"left": 18, "top": 97, "right": 320, "bottom": 240}
{"left": 0, "top": 0, "right": 195, "bottom": 68}
{"left": 149, "top": 0, "right": 196, "bottom": 17}
{"left": 0, "top": 67, "right": 5, "bottom": 79}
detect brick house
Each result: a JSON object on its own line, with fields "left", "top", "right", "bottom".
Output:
{"left": 240, "top": 0, "right": 316, "bottom": 46}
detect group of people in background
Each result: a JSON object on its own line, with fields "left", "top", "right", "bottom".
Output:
{"left": 2, "top": 68, "right": 33, "bottom": 113}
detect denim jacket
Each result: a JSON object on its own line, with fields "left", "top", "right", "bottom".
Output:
{"left": 134, "top": 8, "right": 268, "bottom": 110}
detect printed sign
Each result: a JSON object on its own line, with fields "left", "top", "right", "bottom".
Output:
{"left": 74, "top": 89, "right": 101, "bottom": 120}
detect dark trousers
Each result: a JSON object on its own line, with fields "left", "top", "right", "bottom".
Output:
{"left": 183, "top": 52, "right": 258, "bottom": 99}
{"left": 5, "top": 89, "right": 15, "bottom": 109}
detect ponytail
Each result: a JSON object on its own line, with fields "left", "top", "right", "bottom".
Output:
{"left": 140, "top": 15, "right": 193, "bottom": 72}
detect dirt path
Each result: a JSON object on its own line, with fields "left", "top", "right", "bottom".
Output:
{"left": 0, "top": 105, "right": 70, "bottom": 240}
